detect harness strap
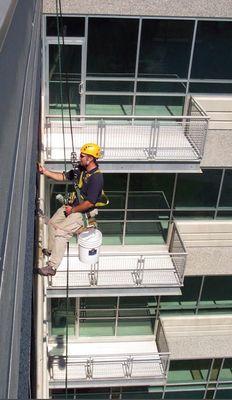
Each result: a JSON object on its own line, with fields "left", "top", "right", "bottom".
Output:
{"left": 75, "top": 169, "right": 109, "bottom": 207}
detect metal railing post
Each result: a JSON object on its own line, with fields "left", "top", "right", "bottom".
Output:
{"left": 89, "top": 262, "right": 98, "bottom": 286}
{"left": 85, "top": 357, "right": 93, "bottom": 379}
{"left": 97, "top": 118, "right": 106, "bottom": 157}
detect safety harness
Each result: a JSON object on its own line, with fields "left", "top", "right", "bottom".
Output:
{"left": 69, "top": 168, "right": 109, "bottom": 208}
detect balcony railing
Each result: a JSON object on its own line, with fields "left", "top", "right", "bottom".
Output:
{"left": 45, "top": 100, "right": 209, "bottom": 163}
{"left": 49, "top": 253, "right": 186, "bottom": 289}
{"left": 48, "top": 223, "right": 187, "bottom": 290}
{"left": 48, "top": 319, "right": 169, "bottom": 386}
{"left": 49, "top": 352, "right": 169, "bottom": 384}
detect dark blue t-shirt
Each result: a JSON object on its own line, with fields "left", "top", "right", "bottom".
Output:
{"left": 65, "top": 166, "right": 103, "bottom": 207}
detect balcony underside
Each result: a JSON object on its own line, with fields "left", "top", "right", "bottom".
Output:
{"left": 46, "top": 253, "right": 183, "bottom": 297}
{"left": 48, "top": 340, "right": 167, "bottom": 388}
{"left": 45, "top": 160, "right": 202, "bottom": 173}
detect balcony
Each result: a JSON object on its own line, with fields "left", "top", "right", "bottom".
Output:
{"left": 44, "top": 98, "right": 209, "bottom": 173}
{"left": 46, "top": 223, "right": 187, "bottom": 297}
{"left": 48, "top": 320, "right": 170, "bottom": 388}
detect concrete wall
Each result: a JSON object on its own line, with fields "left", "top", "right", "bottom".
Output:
{"left": 195, "top": 96, "right": 232, "bottom": 168}
{"left": 43, "top": 0, "right": 232, "bottom": 18}
{"left": 176, "top": 221, "right": 232, "bottom": 275}
{"left": 161, "top": 315, "right": 232, "bottom": 359}
{"left": 0, "top": 0, "right": 41, "bottom": 398}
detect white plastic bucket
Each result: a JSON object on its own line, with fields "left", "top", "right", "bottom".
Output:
{"left": 78, "top": 228, "right": 102, "bottom": 264}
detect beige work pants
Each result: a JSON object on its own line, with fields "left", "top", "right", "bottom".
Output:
{"left": 47, "top": 205, "right": 98, "bottom": 270}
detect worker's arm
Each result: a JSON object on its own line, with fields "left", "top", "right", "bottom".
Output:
{"left": 38, "top": 163, "right": 65, "bottom": 181}
{"left": 65, "top": 200, "right": 94, "bottom": 215}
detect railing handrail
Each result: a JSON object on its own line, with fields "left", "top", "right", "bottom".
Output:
{"left": 53, "top": 265, "right": 184, "bottom": 274}
{"left": 51, "top": 352, "right": 170, "bottom": 361}
{"left": 46, "top": 114, "right": 210, "bottom": 120}
{"left": 61, "top": 252, "right": 187, "bottom": 258}
{"left": 190, "top": 97, "right": 208, "bottom": 117}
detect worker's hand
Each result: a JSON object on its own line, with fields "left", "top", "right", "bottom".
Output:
{"left": 37, "top": 162, "right": 46, "bottom": 175}
{"left": 65, "top": 205, "right": 73, "bottom": 216}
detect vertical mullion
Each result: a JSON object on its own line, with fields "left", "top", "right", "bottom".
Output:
{"left": 196, "top": 275, "right": 205, "bottom": 314}
{"left": 132, "top": 18, "right": 142, "bottom": 115}
{"left": 154, "top": 296, "right": 161, "bottom": 336}
{"left": 204, "top": 358, "right": 215, "bottom": 398}
{"left": 115, "top": 296, "right": 120, "bottom": 336}
{"left": 185, "top": 19, "right": 198, "bottom": 96}
{"left": 213, "top": 358, "right": 225, "bottom": 399}
{"left": 122, "top": 173, "right": 130, "bottom": 245}
{"left": 80, "top": 16, "right": 88, "bottom": 116}
{"left": 76, "top": 297, "right": 80, "bottom": 338}
{"left": 169, "top": 173, "right": 178, "bottom": 224}
{"left": 214, "top": 169, "right": 225, "bottom": 219}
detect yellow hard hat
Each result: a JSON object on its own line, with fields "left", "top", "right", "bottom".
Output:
{"left": 80, "top": 143, "right": 102, "bottom": 159}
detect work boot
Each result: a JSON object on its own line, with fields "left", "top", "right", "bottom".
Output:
{"left": 37, "top": 264, "right": 56, "bottom": 276}
{"left": 42, "top": 248, "right": 51, "bottom": 257}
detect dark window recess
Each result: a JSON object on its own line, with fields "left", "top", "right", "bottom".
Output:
{"left": 46, "top": 16, "right": 85, "bottom": 36}
{"left": 139, "top": 19, "right": 194, "bottom": 79}
{"left": 219, "top": 170, "right": 232, "bottom": 208}
{"left": 189, "top": 83, "right": 232, "bottom": 94}
{"left": 87, "top": 18, "right": 139, "bottom": 76}
{"left": 191, "top": 21, "right": 232, "bottom": 79}
{"left": 174, "top": 170, "right": 222, "bottom": 209}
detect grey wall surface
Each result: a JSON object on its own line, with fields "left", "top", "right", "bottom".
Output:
{"left": 43, "top": 0, "right": 232, "bottom": 18}
{"left": 0, "top": 0, "right": 41, "bottom": 398}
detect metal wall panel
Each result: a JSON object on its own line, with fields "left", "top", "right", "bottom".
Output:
{"left": 0, "top": 0, "right": 41, "bottom": 398}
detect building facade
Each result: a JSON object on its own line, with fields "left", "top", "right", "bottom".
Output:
{"left": 0, "top": 1, "right": 41, "bottom": 398}
{"left": 37, "top": 1, "right": 232, "bottom": 398}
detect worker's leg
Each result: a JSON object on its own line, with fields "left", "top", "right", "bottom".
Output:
{"left": 48, "top": 212, "right": 84, "bottom": 270}
{"left": 48, "top": 205, "right": 66, "bottom": 253}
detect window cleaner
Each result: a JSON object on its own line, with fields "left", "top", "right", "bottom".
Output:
{"left": 37, "top": 143, "right": 109, "bottom": 276}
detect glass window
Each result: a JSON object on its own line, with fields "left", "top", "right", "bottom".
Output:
{"left": 135, "top": 96, "right": 184, "bottom": 116}
{"left": 85, "top": 95, "right": 133, "bottom": 115}
{"left": 129, "top": 174, "right": 174, "bottom": 207}
{"left": 80, "top": 297, "right": 117, "bottom": 309}
{"left": 86, "top": 80, "right": 134, "bottom": 92}
{"left": 139, "top": 20, "right": 194, "bottom": 79}
{"left": 191, "top": 21, "right": 232, "bottom": 79}
{"left": 160, "top": 276, "right": 202, "bottom": 311}
{"left": 51, "top": 298, "right": 76, "bottom": 336}
{"left": 122, "top": 387, "right": 163, "bottom": 399}
{"left": 118, "top": 297, "right": 156, "bottom": 336}
{"left": 49, "top": 44, "right": 82, "bottom": 115}
{"left": 127, "top": 211, "right": 170, "bottom": 220}
{"left": 173, "top": 211, "right": 215, "bottom": 219}
{"left": 219, "top": 170, "right": 232, "bottom": 208}
{"left": 98, "top": 221, "right": 123, "bottom": 245}
{"left": 125, "top": 221, "right": 167, "bottom": 245}
{"left": 199, "top": 276, "right": 232, "bottom": 309}
{"left": 174, "top": 170, "right": 222, "bottom": 209}
{"left": 97, "top": 211, "right": 124, "bottom": 220}
{"left": 117, "top": 318, "right": 154, "bottom": 335}
{"left": 119, "top": 296, "right": 156, "bottom": 309}
{"left": 87, "top": 18, "right": 139, "bottom": 77}
{"left": 168, "top": 359, "right": 211, "bottom": 383}
{"left": 137, "top": 81, "right": 187, "bottom": 93}
{"left": 79, "top": 297, "right": 116, "bottom": 337}
{"left": 189, "top": 83, "right": 232, "bottom": 94}
{"left": 46, "top": 16, "right": 85, "bottom": 36}
{"left": 164, "top": 390, "right": 205, "bottom": 399}
{"left": 215, "top": 389, "right": 232, "bottom": 399}
{"left": 218, "top": 359, "right": 232, "bottom": 381}
{"left": 103, "top": 173, "right": 127, "bottom": 209}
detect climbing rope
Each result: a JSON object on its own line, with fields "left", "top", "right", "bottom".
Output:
{"left": 55, "top": 2, "right": 71, "bottom": 398}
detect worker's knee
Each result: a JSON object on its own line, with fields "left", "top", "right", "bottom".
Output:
{"left": 55, "top": 228, "right": 72, "bottom": 239}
